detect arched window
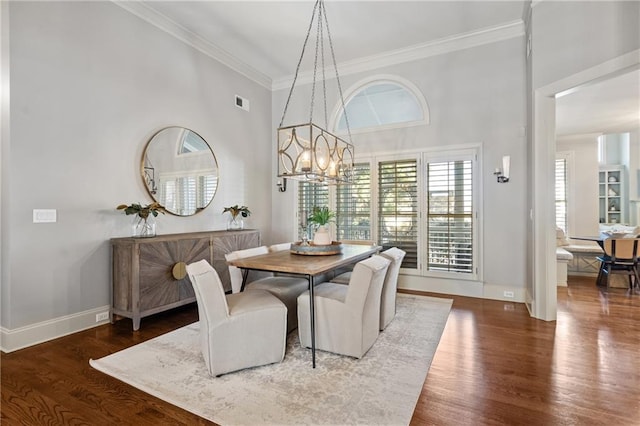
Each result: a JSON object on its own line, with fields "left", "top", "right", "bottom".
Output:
{"left": 334, "top": 77, "right": 429, "bottom": 133}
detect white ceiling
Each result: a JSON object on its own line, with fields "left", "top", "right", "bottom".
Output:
{"left": 129, "top": 0, "right": 639, "bottom": 137}
{"left": 556, "top": 69, "right": 640, "bottom": 137}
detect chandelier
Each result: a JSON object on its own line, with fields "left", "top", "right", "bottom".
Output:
{"left": 277, "top": 0, "right": 354, "bottom": 185}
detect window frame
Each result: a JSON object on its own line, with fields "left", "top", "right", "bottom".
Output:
{"left": 555, "top": 151, "right": 573, "bottom": 236}
{"left": 330, "top": 75, "right": 430, "bottom": 136}
{"left": 423, "top": 149, "right": 479, "bottom": 281}
{"left": 294, "top": 146, "right": 482, "bottom": 281}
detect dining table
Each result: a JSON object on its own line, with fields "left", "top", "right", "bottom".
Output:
{"left": 226, "top": 243, "right": 381, "bottom": 368}
{"left": 571, "top": 232, "right": 639, "bottom": 249}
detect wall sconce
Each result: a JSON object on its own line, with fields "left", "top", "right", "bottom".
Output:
{"left": 277, "top": 178, "right": 287, "bottom": 192}
{"left": 494, "top": 156, "right": 510, "bottom": 183}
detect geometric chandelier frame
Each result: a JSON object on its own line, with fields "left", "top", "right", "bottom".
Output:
{"left": 276, "top": 0, "right": 354, "bottom": 185}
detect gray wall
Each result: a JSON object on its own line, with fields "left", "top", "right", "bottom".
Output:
{"left": 271, "top": 36, "right": 528, "bottom": 297}
{"left": 1, "top": 2, "right": 272, "bottom": 339}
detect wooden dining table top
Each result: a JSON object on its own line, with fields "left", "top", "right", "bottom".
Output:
{"left": 227, "top": 243, "right": 381, "bottom": 276}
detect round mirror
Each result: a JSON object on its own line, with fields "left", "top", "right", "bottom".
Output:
{"left": 142, "top": 127, "right": 219, "bottom": 216}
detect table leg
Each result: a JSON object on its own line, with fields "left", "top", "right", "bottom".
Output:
{"left": 308, "top": 274, "right": 316, "bottom": 368}
{"left": 240, "top": 269, "right": 249, "bottom": 292}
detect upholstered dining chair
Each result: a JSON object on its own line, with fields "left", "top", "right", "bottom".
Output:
{"left": 226, "top": 246, "right": 309, "bottom": 332}
{"left": 330, "top": 240, "right": 376, "bottom": 285}
{"left": 297, "top": 255, "right": 391, "bottom": 359}
{"left": 378, "top": 247, "right": 406, "bottom": 330}
{"left": 596, "top": 238, "right": 640, "bottom": 291}
{"left": 185, "top": 259, "right": 287, "bottom": 376}
{"left": 268, "top": 242, "right": 292, "bottom": 252}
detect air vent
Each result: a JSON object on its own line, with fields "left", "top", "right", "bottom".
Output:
{"left": 235, "top": 95, "right": 250, "bottom": 112}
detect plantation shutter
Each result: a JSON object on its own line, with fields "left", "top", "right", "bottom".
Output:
{"left": 426, "top": 160, "right": 473, "bottom": 273}
{"left": 197, "top": 174, "right": 218, "bottom": 209}
{"left": 298, "top": 181, "right": 329, "bottom": 239}
{"left": 175, "top": 177, "right": 196, "bottom": 216}
{"left": 336, "top": 163, "right": 372, "bottom": 241}
{"left": 378, "top": 159, "right": 418, "bottom": 268}
{"left": 555, "top": 158, "right": 567, "bottom": 233}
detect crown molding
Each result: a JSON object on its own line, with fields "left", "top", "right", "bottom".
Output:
{"left": 272, "top": 20, "right": 525, "bottom": 91}
{"left": 112, "top": 1, "right": 273, "bottom": 90}
{"left": 114, "top": 1, "right": 523, "bottom": 94}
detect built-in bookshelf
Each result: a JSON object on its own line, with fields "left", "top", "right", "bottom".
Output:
{"left": 599, "top": 166, "right": 626, "bottom": 224}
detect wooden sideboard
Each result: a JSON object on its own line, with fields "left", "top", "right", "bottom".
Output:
{"left": 111, "top": 229, "right": 260, "bottom": 330}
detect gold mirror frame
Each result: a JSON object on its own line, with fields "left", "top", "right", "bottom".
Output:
{"left": 142, "top": 126, "right": 219, "bottom": 216}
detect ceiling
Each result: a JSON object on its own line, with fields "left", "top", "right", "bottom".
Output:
{"left": 556, "top": 69, "right": 640, "bottom": 137}
{"left": 131, "top": 0, "right": 639, "bottom": 137}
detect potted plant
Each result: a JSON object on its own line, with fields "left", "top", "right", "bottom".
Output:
{"left": 117, "top": 202, "right": 165, "bottom": 237}
{"left": 223, "top": 205, "right": 251, "bottom": 230}
{"left": 308, "top": 206, "right": 335, "bottom": 245}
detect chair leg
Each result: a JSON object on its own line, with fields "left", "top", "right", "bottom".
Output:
{"left": 596, "top": 262, "right": 605, "bottom": 287}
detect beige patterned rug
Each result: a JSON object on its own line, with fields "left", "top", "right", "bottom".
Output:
{"left": 90, "top": 294, "right": 452, "bottom": 425}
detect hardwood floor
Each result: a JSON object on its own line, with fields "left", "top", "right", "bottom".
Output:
{"left": 2, "top": 275, "right": 639, "bottom": 425}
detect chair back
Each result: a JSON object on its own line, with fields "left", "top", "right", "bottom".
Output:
{"left": 186, "top": 260, "right": 230, "bottom": 371}
{"left": 225, "top": 246, "right": 273, "bottom": 293}
{"left": 380, "top": 247, "right": 406, "bottom": 289}
{"left": 268, "top": 242, "right": 292, "bottom": 252}
{"left": 379, "top": 247, "right": 406, "bottom": 328}
{"left": 347, "top": 256, "right": 389, "bottom": 308}
{"left": 346, "top": 255, "right": 390, "bottom": 347}
{"left": 603, "top": 238, "right": 640, "bottom": 261}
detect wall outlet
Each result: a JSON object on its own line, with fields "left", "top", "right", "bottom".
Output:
{"left": 95, "top": 311, "right": 109, "bottom": 322}
{"left": 503, "top": 291, "right": 515, "bottom": 298}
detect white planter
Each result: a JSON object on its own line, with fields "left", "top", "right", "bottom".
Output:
{"left": 313, "top": 225, "right": 332, "bottom": 245}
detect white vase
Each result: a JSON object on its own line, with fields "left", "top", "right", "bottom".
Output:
{"left": 313, "top": 225, "right": 332, "bottom": 245}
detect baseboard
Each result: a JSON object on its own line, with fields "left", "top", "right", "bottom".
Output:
{"left": 398, "top": 275, "right": 525, "bottom": 303}
{"left": 1, "top": 305, "right": 111, "bottom": 353}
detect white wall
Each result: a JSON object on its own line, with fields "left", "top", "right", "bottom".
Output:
{"left": 272, "top": 37, "right": 528, "bottom": 300}
{"left": 1, "top": 1, "right": 272, "bottom": 349}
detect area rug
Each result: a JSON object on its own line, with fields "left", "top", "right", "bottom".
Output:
{"left": 90, "top": 294, "right": 452, "bottom": 425}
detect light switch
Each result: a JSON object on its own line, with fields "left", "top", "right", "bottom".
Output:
{"left": 33, "top": 209, "right": 57, "bottom": 223}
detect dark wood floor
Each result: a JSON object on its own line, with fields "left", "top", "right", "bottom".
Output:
{"left": 2, "top": 276, "right": 639, "bottom": 425}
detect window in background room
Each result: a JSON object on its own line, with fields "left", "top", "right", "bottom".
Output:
{"left": 378, "top": 159, "right": 419, "bottom": 268}
{"left": 336, "top": 162, "right": 372, "bottom": 241}
{"left": 555, "top": 158, "right": 568, "bottom": 233}
{"left": 425, "top": 153, "right": 477, "bottom": 277}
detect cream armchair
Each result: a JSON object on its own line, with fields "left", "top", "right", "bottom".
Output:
{"left": 378, "top": 247, "right": 406, "bottom": 330}
{"left": 226, "top": 246, "right": 309, "bottom": 332}
{"left": 297, "top": 255, "right": 391, "bottom": 359}
{"left": 185, "top": 260, "right": 287, "bottom": 376}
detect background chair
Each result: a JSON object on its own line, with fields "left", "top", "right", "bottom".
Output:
{"left": 330, "top": 240, "right": 376, "bottom": 284}
{"left": 185, "top": 260, "right": 287, "bottom": 376}
{"left": 596, "top": 238, "right": 640, "bottom": 291}
{"left": 378, "top": 247, "right": 406, "bottom": 330}
{"left": 297, "top": 255, "right": 390, "bottom": 359}
{"left": 226, "top": 246, "right": 309, "bottom": 332}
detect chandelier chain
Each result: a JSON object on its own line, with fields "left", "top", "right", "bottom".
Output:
{"left": 309, "top": 4, "right": 321, "bottom": 124}
{"left": 319, "top": 1, "right": 328, "bottom": 128}
{"left": 278, "top": 0, "right": 320, "bottom": 128}
{"left": 323, "top": 3, "right": 353, "bottom": 144}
